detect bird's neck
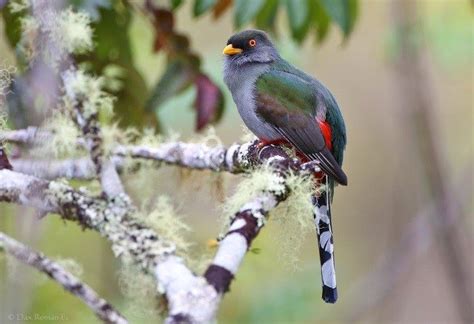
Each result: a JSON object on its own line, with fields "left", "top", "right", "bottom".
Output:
{"left": 223, "top": 61, "right": 270, "bottom": 94}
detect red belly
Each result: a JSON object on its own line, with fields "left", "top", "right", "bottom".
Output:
{"left": 258, "top": 120, "right": 333, "bottom": 184}
{"left": 258, "top": 137, "right": 327, "bottom": 183}
{"left": 317, "top": 120, "right": 333, "bottom": 151}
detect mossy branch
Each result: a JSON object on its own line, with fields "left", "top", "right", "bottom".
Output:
{"left": 0, "top": 168, "right": 202, "bottom": 321}
{"left": 0, "top": 139, "right": 319, "bottom": 323}
{"left": 1, "top": 128, "right": 322, "bottom": 178}
{"left": 204, "top": 145, "right": 301, "bottom": 294}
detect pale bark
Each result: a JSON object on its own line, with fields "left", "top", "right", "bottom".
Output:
{"left": 0, "top": 143, "right": 311, "bottom": 323}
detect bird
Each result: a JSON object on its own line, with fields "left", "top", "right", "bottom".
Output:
{"left": 222, "top": 29, "right": 347, "bottom": 303}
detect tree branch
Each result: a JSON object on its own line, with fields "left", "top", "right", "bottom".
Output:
{"left": 0, "top": 167, "right": 204, "bottom": 320}
{"left": 9, "top": 157, "right": 98, "bottom": 180}
{"left": 0, "top": 127, "right": 52, "bottom": 146}
{"left": 157, "top": 145, "right": 298, "bottom": 323}
{"left": 1, "top": 128, "right": 322, "bottom": 178}
{"left": 0, "top": 168, "right": 223, "bottom": 322}
{"left": 0, "top": 169, "right": 171, "bottom": 268}
{"left": 62, "top": 69, "right": 123, "bottom": 198}
{"left": 1, "top": 128, "right": 264, "bottom": 174}
{"left": 0, "top": 232, "right": 127, "bottom": 324}
{"left": 0, "top": 142, "right": 313, "bottom": 323}
{"left": 198, "top": 146, "right": 302, "bottom": 318}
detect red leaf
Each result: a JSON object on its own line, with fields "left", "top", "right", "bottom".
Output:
{"left": 194, "top": 74, "right": 223, "bottom": 131}
{"left": 213, "top": 0, "right": 233, "bottom": 19}
{"left": 145, "top": 0, "right": 174, "bottom": 52}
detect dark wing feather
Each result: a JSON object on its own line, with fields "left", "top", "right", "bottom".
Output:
{"left": 255, "top": 69, "right": 347, "bottom": 185}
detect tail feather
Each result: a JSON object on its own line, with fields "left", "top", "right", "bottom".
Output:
{"left": 313, "top": 179, "right": 338, "bottom": 303}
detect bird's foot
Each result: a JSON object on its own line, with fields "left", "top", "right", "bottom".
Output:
{"left": 257, "top": 138, "right": 290, "bottom": 149}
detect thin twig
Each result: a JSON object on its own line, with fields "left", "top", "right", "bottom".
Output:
{"left": 10, "top": 157, "right": 98, "bottom": 180}
{"left": 61, "top": 69, "right": 123, "bottom": 198}
{"left": 0, "top": 232, "right": 128, "bottom": 324}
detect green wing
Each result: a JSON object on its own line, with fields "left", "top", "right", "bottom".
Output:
{"left": 255, "top": 69, "right": 347, "bottom": 185}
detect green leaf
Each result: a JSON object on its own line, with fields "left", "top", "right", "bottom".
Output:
{"left": 146, "top": 59, "right": 196, "bottom": 112}
{"left": 83, "top": 5, "right": 156, "bottom": 128}
{"left": 234, "top": 0, "right": 266, "bottom": 28}
{"left": 193, "top": 0, "right": 217, "bottom": 17}
{"left": 311, "top": 0, "right": 331, "bottom": 43}
{"left": 170, "top": 0, "right": 184, "bottom": 10}
{"left": 255, "top": 0, "right": 280, "bottom": 31}
{"left": 1, "top": 4, "right": 24, "bottom": 48}
{"left": 286, "top": 0, "right": 311, "bottom": 43}
{"left": 320, "top": 0, "right": 358, "bottom": 36}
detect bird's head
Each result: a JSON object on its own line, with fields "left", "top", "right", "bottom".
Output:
{"left": 223, "top": 29, "right": 278, "bottom": 66}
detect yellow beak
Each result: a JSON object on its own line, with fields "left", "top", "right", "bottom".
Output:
{"left": 223, "top": 44, "right": 243, "bottom": 55}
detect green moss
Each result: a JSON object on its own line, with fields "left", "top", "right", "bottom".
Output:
{"left": 193, "top": 126, "right": 222, "bottom": 147}
{"left": 54, "top": 257, "right": 84, "bottom": 278}
{"left": 118, "top": 260, "right": 165, "bottom": 320}
{"left": 8, "top": 0, "right": 30, "bottom": 13}
{"left": 137, "top": 127, "right": 164, "bottom": 147}
{"left": 102, "top": 123, "right": 139, "bottom": 155}
{"left": 55, "top": 8, "right": 93, "bottom": 55}
{"left": 0, "top": 114, "right": 6, "bottom": 129}
{"left": 221, "top": 165, "right": 315, "bottom": 268}
{"left": 221, "top": 166, "right": 286, "bottom": 225}
{"left": 0, "top": 64, "right": 16, "bottom": 109}
{"left": 0, "top": 111, "right": 7, "bottom": 135}
{"left": 135, "top": 196, "right": 191, "bottom": 256}
{"left": 31, "top": 112, "right": 83, "bottom": 158}
{"left": 62, "top": 69, "right": 115, "bottom": 119}
{"left": 270, "top": 172, "right": 315, "bottom": 269}
{"left": 276, "top": 172, "right": 315, "bottom": 229}
{"left": 17, "top": 7, "right": 93, "bottom": 68}
{"left": 2, "top": 253, "right": 48, "bottom": 287}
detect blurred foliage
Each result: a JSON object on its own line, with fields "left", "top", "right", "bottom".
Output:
{"left": 422, "top": 2, "right": 473, "bottom": 70}
{"left": 82, "top": 3, "right": 155, "bottom": 128}
{"left": 1, "top": 0, "right": 358, "bottom": 131}
{"left": 190, "top": 0, "right": 358, "bottom": 41}
{"left": 143, "top": 0, "right": 224, "bottom": 131}
{"left": 384, "top": 1, "right": 473, "bottom": 72}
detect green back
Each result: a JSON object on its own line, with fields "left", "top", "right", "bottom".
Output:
{"left": 255, "top": 58, "right": 347, "bottom": 166}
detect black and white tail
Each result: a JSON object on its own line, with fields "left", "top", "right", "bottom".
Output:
{"left": 312, "top": 177, "right": 338, "bottom": 303}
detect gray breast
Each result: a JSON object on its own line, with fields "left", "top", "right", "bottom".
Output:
{"left": 223, "top": 61, "right": 280, "bottom": 141}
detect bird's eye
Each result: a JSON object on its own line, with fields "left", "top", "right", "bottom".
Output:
{"left": 249, "top": 39, "right": 257, "bottom": 47}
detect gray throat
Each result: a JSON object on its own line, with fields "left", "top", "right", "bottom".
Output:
{"left": 223, "top": 60, "right": 280, "bottom": 140}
